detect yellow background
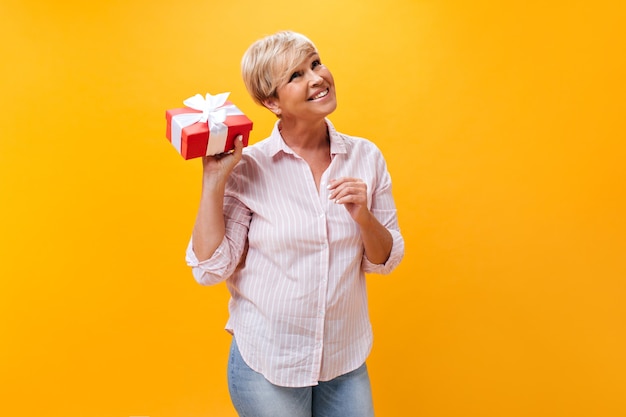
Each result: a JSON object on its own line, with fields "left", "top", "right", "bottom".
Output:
{"left": 1, "top": 1, "right": 625, "bottom": 416}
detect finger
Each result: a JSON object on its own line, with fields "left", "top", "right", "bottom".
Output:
{"left": 327, "top": 177, "right": 358, "bottom": 189}
{"left": 328, "top": 181, "right": 366, "bottom": 200}
{"left": 331, "top": 187, "right": 367, "bottom": 205}
{"left": 233, "top": 135, "right": 244, "bottom": 153}
{"left": 328, "top": 178, "right": 354, "bottom": 193}
{"left": 334, "top": 194, "right": 366, "bottom": 207}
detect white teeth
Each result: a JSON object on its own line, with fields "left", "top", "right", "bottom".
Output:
{"left": 312, "top": 89, "right": 328, "bottom": 100}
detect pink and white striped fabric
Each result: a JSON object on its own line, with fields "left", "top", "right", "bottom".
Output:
{"left": 186, "top": 119, "right": 404, "bottom": 387}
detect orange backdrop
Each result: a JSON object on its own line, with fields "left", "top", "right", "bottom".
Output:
{"left": 1, "top": 1, "right": 625, "bottom": 416}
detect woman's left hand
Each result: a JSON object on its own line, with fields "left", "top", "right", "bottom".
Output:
{"left": 328, "top": 176, "right": 393, "bottom": 264}
{"left": 327, "top": 177, "right": 371, "bottom": 225}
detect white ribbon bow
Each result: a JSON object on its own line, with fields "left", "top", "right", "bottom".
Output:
{"left": 170, "top": 92, "right": 244, "bottom": 156}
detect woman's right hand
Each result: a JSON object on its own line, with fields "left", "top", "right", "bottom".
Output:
{"left": 192, "top": 136, "right": 245, "bottom": 261}
{"left": 201, "top": 135, "right": 245, "bottom": 187}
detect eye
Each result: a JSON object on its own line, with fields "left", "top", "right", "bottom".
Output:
{"left": 288, "top": 71, "right": 301, "bottom": 82}
{"left": 312, "top": 59, "right": 321, "bottom": 69}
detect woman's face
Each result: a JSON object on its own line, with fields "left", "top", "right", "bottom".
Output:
{"left": 268, "top": 52, "right": 337, "bottom": 121}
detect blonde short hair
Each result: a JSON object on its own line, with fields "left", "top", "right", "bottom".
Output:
{"left": 241, "top": 31, "right": 317, "bottom": 106}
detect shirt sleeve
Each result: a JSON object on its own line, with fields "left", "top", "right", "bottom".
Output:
{"left": 361, "top": 228, "right": 404, "bottom": 274}
{"left": 361, "top": 148, "right": 405, "bottom": 275}
{"left": 185, "top": 237, "right": 234, "bottom": 286}
{"left": 185, "top": 173, "right": 252, "bottom": 286}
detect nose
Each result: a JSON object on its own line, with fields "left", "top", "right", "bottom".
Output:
{"left": 307, "top": 69, "right": 323, "bottom": 85}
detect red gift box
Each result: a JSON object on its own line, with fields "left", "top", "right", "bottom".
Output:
{"left": 165, "top": 93, "right": 253, "bottom": 160}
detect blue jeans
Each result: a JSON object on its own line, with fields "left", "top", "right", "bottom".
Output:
{"left": 227, "top": 338, "right": 375, "bottom": 417}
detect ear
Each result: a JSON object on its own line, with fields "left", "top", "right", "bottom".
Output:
{"left": 263, "top": 97, "right": 281, "bottom": 116}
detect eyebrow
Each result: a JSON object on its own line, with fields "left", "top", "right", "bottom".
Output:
{"left": 301, "top": 52, "right": 320, "bottom": 66}
{"left": 281, "top": 51, "right": 320, "bottom": 85}
{"left": 288, "top": 52, "right": 317, "bottom": 71}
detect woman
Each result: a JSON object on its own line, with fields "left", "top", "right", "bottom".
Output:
{"left": 186, "top": 31, "right": 404, "bottom": 417}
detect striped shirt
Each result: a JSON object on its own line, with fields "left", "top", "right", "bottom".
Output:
{"left": 186, "top": 119, "right": 404, "bottom": 387}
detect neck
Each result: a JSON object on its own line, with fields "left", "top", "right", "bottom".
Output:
{"left": 278, "top": 118, "right": 329, "bottom": 151}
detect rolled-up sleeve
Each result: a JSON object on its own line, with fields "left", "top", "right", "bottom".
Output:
{"left": 362, "top": 227, "right": 404, "bottom": 274}
{"left": 185, "top": 171, "right": 252, "bottom": 286}
{"left": 361, "top": 150, "right": 405, "bottom": 275}
{"left": 186, "top": 237, "right": 236, "bottom": 286}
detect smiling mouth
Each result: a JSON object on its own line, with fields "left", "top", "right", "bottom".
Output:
{"left": 308, "top": 88, "right": 329, "bottom": 101}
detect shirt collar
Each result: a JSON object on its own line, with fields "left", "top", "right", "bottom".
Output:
{"left": 266, "top": 118, "right": 348, "bottom": 157}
